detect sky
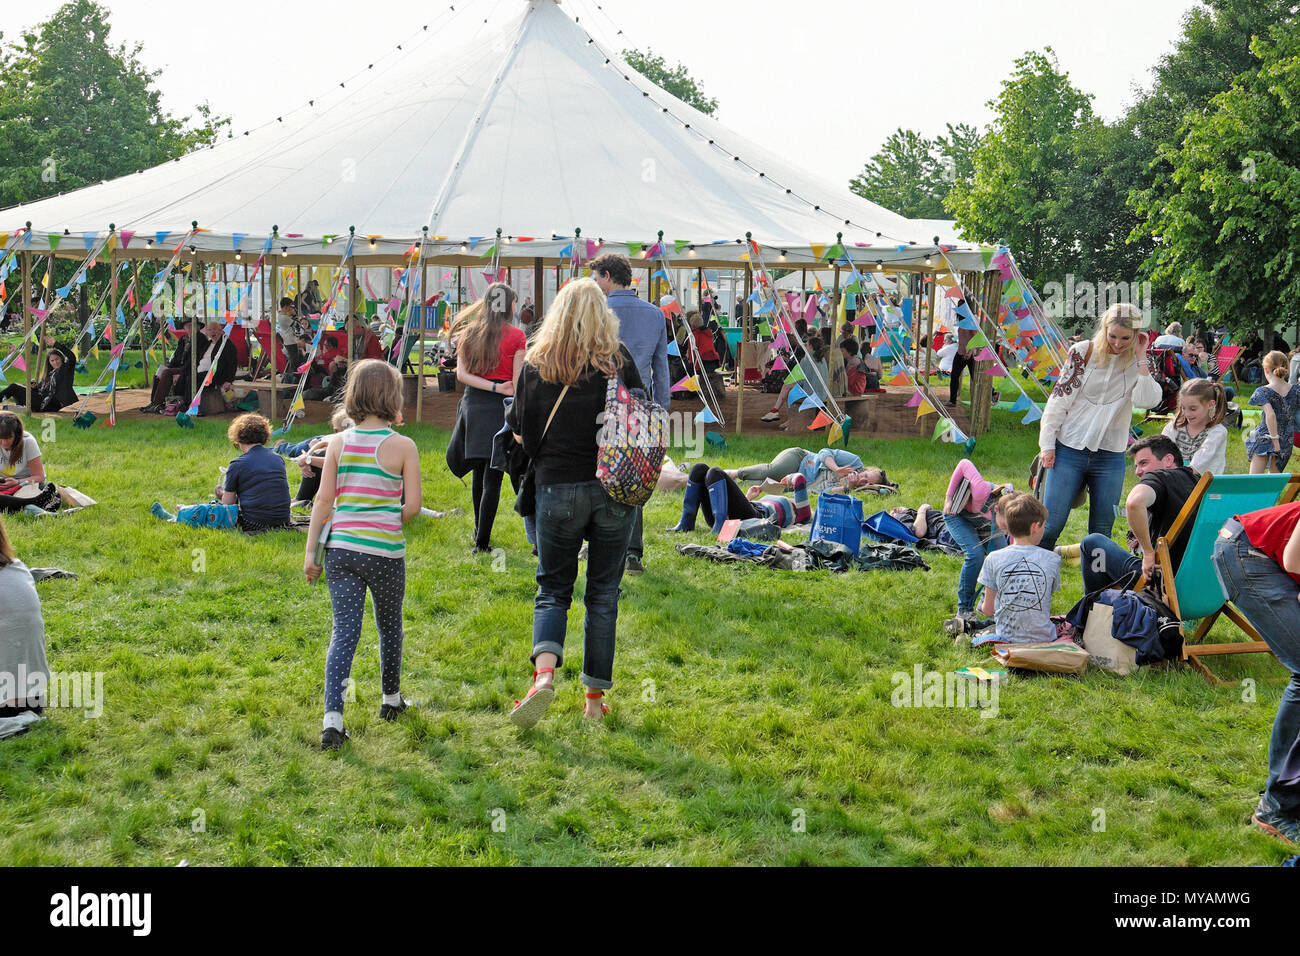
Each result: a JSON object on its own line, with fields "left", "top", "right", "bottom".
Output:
{"left": 6, "top": 0, "right": 1203, "bottom": 187}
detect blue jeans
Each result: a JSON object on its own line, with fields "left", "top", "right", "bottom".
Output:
{"left": 531, "top": 481, "right": 635, "bottom": 689}
{"left": 1213, "top": 531, "right": 1300, "bottom": 818}
{"left": 275, "top": 435, "right": 325, "bottom": 458}
{"left": 945, "top": 511, "right": 1006, "bottom": 614}
{"left": 1041, "top": 441, "right": 1127, "bottom": 551}
{"left": 1080, "top": 533, "right": 1142, "bottom": 596}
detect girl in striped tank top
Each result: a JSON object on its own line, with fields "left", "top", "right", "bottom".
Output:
{"left": 305, "top": 360, "right": 422, "bottom": 751}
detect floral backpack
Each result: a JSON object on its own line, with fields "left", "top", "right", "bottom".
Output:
{"left": 596, "top": 375, "right": 667, "bottom": 507}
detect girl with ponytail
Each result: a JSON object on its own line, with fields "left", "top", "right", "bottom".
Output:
{"left": 1162, "top": 378, "right": 1230, "bottom": 475}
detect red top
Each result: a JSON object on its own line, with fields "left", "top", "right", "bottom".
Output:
{"left": 483, "top": 325, "right": 527, "bottom": 381}
{"left": 1238, "top": 500, "right": 1300, "bottom": 585}
{"left": 352, "top": 329, "right": 384, "bottom": 361}
{"left": 692, "top": 328, "right": 719, "bottom": 362}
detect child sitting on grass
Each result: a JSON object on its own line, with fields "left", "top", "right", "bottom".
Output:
{"left": 969, "top": 493, "right": 1062, "bottom": 646}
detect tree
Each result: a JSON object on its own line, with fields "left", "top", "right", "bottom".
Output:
{"left": 1135, "top": 22, "right": 1300, "bottom": 338}
{"left": 946, "top": 49, "right": 1093, "bottom": 287}
{"left": 0, "top": 0, "right": 229, "bottom": 209}
{"left": 849, "top": 128, "right": 947, "bottom": 219}
{"left": 849, "top": 123, "right": 981, "bottom": 219}
{"left": 622, "top": 48, "right": 718, "bottom": 115}
{"left": 1127, "top": 0, "right": 1298, "bottom": 320}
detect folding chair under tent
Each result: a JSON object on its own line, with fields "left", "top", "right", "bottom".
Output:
{"left": 1144, "top": 472, "right": 1300, "bottom": 685}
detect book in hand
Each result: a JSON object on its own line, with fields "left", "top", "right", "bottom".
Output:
{"left": 948, "top": 476, "right": 972, "bottom": 514}
{"left": 309, "top": 518, "right": 331, "bottom": 585}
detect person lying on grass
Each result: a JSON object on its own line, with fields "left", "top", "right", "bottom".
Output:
{"left": 273, "top": 407, "right": 354, "bottom": 508}
{"left": 668, "top": 463, "right": 810, "bottom": 535}
{"left": 151, "top": 413, "right": 292, "bottom": 534}
{"left": 727, "top": 446, "right": 893, "bottom": 494}
{"left": 969, "top": 493, "right": 1062, "bottom": 646}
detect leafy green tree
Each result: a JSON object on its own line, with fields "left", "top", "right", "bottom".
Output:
{"left": 946, "top": 49, "right": 1093, "bottom": 287}
{"left": 849, "top": 123, "right": 981, "bottom": 220}
{"left": 0, "top": 0, "right": 229, "bottom": 209}
{"left": 622, "top": 48, "right": 718, "bottom": 115}
{"left": 1127, "top": 0, "right": 1297, "bottom": 320}
{"left": 849, "top": 128, "right": 947, "bottom": 219}
{"left": 1136, "top": 23, "right": 1300, "bottom": 337}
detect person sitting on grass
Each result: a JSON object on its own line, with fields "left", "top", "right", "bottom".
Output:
{"left": 0, "top": 515, "right": 48, "bottom": 721}
{"left": 279, "top": 408, "right": 354, "bottom": 507}
{"left": 0, "top": 337, "right": 76, "bottom": 412}
{"left": 151, "top": 413, "right": 292, "bottom": 534}
{"left": 667, "top": 463, "right": 809, "bottom": 534}
{"left": 969, "top": 493, "right": 1061, "bottom": 646}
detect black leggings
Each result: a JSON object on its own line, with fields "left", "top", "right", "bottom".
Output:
{"left": 295, "top": 472, "right": 321, "bottom": 504}
{"left": 0, "top": 384, "right": 62, "bottom": 411}
{"left": 469, "top": 459, "right": 503, "bottom": 550}
{"left": 949, "top": 351, "right": 973, "bottom": 403}
{"left": 688, "top": 464, "right": 759, "bottom": 527}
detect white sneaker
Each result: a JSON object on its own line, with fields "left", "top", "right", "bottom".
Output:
{"left": 761, "top": 410, "right": 780, "bottom": 422}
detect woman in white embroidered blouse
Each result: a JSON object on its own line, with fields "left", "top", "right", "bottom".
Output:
{"left": 1037, "top": 303, "right": 1162, "bottom": 550}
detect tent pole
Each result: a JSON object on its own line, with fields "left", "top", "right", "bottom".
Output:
{"left": 194, "top": 254, "right": 203, "bottom": 408}
{"left": 269, "top": 258, "right": 278, "bottom": 426}
{"left": 533, "top": 257, "right": 543, "bottom": 322}
{"left": 738, "top": 262, "right": 752, "bottom": 434}
{"left": 925, "top": 274, "right": 937, "bottom": 380}
{"left": 20, "top": 249, "right": 32, "bottom": 413}
{"left": 417, "top": 258, "right": 428, "bottom": 424}
{"left": 348, "top": 256, "right": 358, "bottom": 367}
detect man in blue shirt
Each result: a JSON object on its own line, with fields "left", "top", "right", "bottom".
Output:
{"left": 592, "top": 253, "right": 670, "bottom": 575}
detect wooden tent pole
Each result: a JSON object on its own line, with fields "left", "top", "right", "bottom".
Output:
{"left": 417, "top": 258, "right": 428, "bottom": 424}
{"left": 737, "top": 261, "right": 753, "bottom": 434}
{"left": 269, "top": 256, "right": 279, "bottom": 425}
{"left": 533, "top": 257, "right": 543, "bottom": 324}
{"left": 20, "top": 248, "right": 32, "bottom": 413}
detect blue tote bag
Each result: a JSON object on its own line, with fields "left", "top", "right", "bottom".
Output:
{"left": 809, "top": 493, "right": 864, "bottom": 554}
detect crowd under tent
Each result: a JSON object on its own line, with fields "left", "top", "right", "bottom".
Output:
{"left": 1, "top": 0, "right": 1032, "bottom": 438}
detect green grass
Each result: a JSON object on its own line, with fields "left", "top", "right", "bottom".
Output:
{"left": 0, "top": 394, "right": 1294, "bottom": 866}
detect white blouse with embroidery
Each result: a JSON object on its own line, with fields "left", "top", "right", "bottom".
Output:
{"left": 1038, "top": 342, "right": 1162, "bottom": 454}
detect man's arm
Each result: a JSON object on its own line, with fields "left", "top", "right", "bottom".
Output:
{"left": 979, "top": 588, "right": 996, "bottom": 617}
{"left": 1126, "top": 483, "right": 1158, "bottom": 577}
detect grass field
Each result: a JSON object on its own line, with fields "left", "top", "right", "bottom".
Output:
{"left": 0, "top": 389, "right": 1294, "bottom": 866}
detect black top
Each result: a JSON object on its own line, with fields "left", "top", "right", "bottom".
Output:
{"left": 1138, "top": 466, "right": 1199, "bottom": 572}
{"left": 506, "top": 345, "right": 643, "bottom": 486}
{"left": 43, "top": 343, "right": 77, "bottom": 407}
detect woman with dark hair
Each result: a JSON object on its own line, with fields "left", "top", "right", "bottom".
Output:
{"left": 0, "top": 336, "right": 76, "bottom": 411}
{"left": 0, "top": 412, "right": 61, "bottom": 513}
{"left": 0, "top": 516, "right": 48, "bottom": 722}
{"left": 448, "top": 282, "right": 525, "bottom": 553}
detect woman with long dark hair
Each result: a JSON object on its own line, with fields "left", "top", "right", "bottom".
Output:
{"left": 449, "top": 283, "right": 524, "bottom": 553}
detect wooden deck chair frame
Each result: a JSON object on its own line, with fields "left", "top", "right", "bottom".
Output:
{"left": 1141, "top": 472, "right": 1300, "bottom": 685}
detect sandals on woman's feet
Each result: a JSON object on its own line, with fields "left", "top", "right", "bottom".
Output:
{"left": 583, "top": 690, "right": 610, "bottom": 720}
{"left": 509, "top": 667, "right": 556, "bottom": 729}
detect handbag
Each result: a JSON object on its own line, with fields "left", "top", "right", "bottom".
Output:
{"left": 514, "top": 385, "right": 569, "bottom": 518}
{"left": 1080, "top": 601, "right": 1137, "bottom": 675}
{"left": 809, "top": 492, "right": 864, "bottom": 554}
{"left": 596, "top": 375, "right": 667, "bottom": 507}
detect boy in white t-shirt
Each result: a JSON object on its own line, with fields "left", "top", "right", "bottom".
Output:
{"left": 973, "top": 493, "right": 1062, "bottom": 645}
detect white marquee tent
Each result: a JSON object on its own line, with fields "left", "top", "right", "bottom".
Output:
{"left": 1, "top": 0, "right": 987, "bottom": 273}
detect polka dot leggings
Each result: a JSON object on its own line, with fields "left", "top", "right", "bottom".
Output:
{"left": 323, "top": 547, "right": 406, "bottom": 715}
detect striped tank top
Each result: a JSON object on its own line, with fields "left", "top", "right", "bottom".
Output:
{"left": 327, "top": 427, "right": 405, "bottom": 558}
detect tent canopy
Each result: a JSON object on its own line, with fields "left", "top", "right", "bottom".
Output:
{"left": 1, "top": 0, "right": 987, "bottom": 271}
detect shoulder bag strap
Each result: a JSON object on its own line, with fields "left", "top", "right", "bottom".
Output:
{"left": 538, "top": 385, "right": 570, "bottom": 446}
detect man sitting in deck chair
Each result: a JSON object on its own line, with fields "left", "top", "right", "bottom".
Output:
{"left": 1079, "top": 436, "right": 1199, "bottom": 594}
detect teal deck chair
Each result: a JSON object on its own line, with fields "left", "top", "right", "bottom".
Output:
{"left": 1142, "top": 472, "right": 1300, "bottom": 684}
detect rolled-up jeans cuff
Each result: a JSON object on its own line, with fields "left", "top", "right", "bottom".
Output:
{"left": 530, "top": 641, "right": 564, "bottom": 668}
{"left": 581, "top": 672, "right": 613, "bottom": 691}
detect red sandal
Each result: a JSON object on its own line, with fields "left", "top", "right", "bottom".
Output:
{"left": 583, "top": 690, "right": 610, "bottom": 719}
{"left": 509, "top": 667, "right": 556, "bottom": 729}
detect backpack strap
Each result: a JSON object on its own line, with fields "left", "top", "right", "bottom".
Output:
{"left": 539, "top": 385, "right": 570, "bottom": 444}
